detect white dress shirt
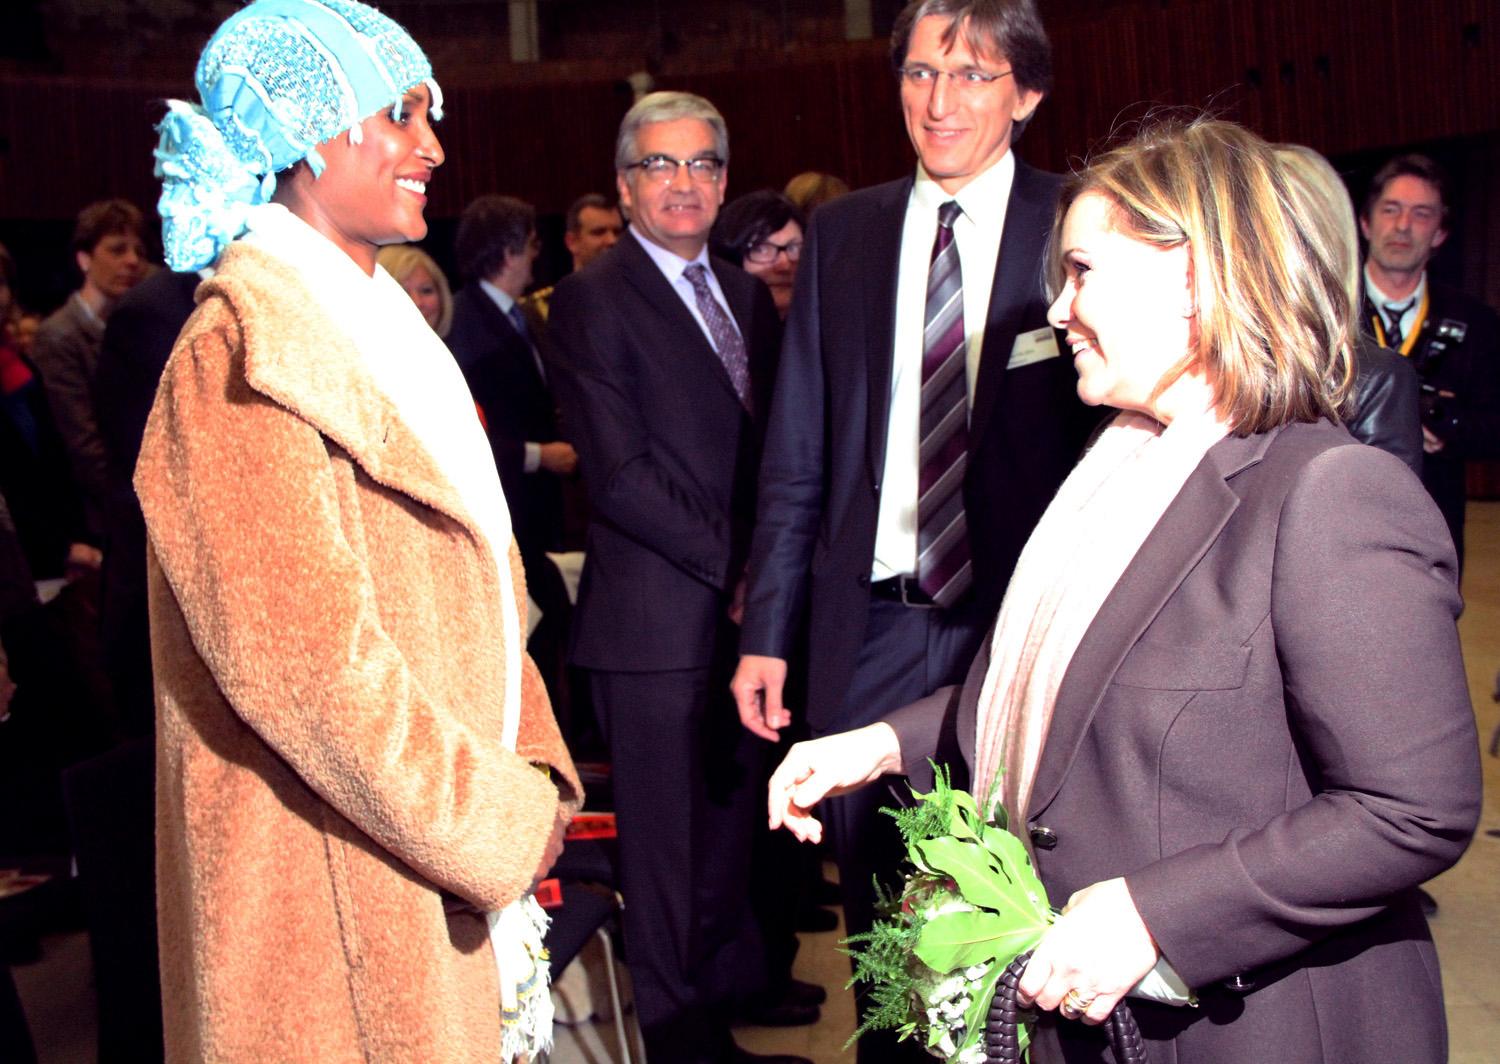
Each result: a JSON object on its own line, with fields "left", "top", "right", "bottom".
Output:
{"left": 873, "top": 153, "right": 1015, "bottom": 581}
{"left": 629, "top": 226, "right": 742, "bottom": 351}
{"left": 1364, "top": 267, "right": 1428, "bottom": 346}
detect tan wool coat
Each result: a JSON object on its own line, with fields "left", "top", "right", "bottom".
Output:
{"left": 136, "top": 242, "right": 580, "bottom": 1063}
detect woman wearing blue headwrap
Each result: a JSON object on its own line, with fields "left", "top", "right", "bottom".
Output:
{"left": 135, "top": 2, "right": 580, "bottom": 1060}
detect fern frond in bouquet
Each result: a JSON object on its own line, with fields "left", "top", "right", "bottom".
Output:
{"left": 844, "top": 765, "right": 1055, "bottom": 1063}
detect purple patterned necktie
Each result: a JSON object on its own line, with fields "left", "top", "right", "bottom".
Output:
{"left": 916, "top": 200, "right": 972, "bottom": 608}
{"left": 684, "top": 263, "right": 752, "bottom": 413}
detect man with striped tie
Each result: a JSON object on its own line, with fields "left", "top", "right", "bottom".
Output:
{"left": 732, "top": 5, "right": 1096, "bottom": 1059}
{"left": 1359, "top": 153, "right": 1500, "bottom": 570}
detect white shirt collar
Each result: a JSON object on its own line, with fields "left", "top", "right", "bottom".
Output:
{"left": 69, "top": 290, "right": 106, "bottom": 330}
{"left": 629, "top": 225, "right": 711, "bottom": 284}
{"left": 479, "top": 277, "right": 517, "bottom": 315}
{"left": 1364, "top": 266, "right": 1427, "bottom": 311}
{"left": 912, "top": 151, "right": 1016, "bottom": 230}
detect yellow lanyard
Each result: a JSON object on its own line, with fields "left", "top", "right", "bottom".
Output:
{"left": 1370, "top": 288, "right": 1430, "bottom": 357}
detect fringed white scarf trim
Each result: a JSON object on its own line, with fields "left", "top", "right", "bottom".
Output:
{"left": 489, "top": 896, "right": 556, "bottom": 1061}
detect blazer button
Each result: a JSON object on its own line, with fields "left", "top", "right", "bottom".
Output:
{"left": 1028, "top": 825, "right": 1058, "bottom": 850}
{"left": 1223, "top": 973, "right": 1256, "bottom": 993}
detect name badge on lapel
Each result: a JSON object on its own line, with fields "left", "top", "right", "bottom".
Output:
{"left": 1008, "top": 326, "right": 1061, "bottom": 369}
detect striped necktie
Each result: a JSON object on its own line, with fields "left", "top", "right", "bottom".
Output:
{"left": 916, "top": 200, "right": 972, "bottom": 608}
{"left": 684, "top": 263, "right": 752, "bottom": 412}
{"left": 1382, "top": 298, "right": 1414, "bottom": 350}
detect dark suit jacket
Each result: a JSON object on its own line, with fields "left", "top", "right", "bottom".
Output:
{"left": 889, "top": 420, "right": 1480, "bottom": 1063}
{"left": 32, "top": 293, "right": 107, "bottom": 539}
{"left": 448, "top": 285, "right": 565, "bottom": 559}
{"left": 95, "top": 268, "right": 200, "bottom": 737}
{"left": 547, "top": 234, "right": 780, "bottom": 672}
{"left": 97, "top": 270, "right": 199, "bottom": 527}
{"left": 1361, "top": 280, "right": 1500, "bottom": 462}
{"left": 740, "top": 161, "right": 1098, "bottom": 730}
{"left": 1361, "top": 281, "right": 1500, "bottom": 560}
{"left": 0, "top": 348, "right": 88, "bottom": 577}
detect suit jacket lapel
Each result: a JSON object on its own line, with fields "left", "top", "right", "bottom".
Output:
{"left": 474, "top": 287, "right": 547, "bottom": 395}
{"left": 968, "top": 160, "right": 1055, "bottom": 454}
{"left": 865, "top": 176, "right": 915, "bottom": 485}
{"left": 1025, "top": 430, "right": 1279, "bottom": 818}
{"left": 617, "top": 234, "right": 744, "bottom": 408}
{"left": 714, "top": 258, "right": 753, "bottom": 337}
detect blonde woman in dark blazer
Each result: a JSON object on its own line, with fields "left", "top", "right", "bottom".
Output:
{"left": 767, "top": 118, "right": 1480, "bottom": 1063}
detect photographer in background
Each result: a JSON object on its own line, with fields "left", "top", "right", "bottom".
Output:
{"left": 1361, "top": 154, "right": 1500, "bottom": 570}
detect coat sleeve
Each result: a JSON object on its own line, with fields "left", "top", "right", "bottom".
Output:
{"left": 884, "top": 685, "right": 960, "bottom": 791}
{"left": 1347, "top": 344, "right": 1423, "bottom": 477}
{"left": 739, "top": 218, "right": 829, "bottom": 659}
{"left": 547, "top": 274, "right": 736, "bottom": 591}
{"left": 139, "top": 319, "right": 573, "bottom": 912}
{"left": 1126, "top": 444, "right": 1481, "bottom": 987}
{"left": 32, "top": 316, "right": 108, "bottom": 540}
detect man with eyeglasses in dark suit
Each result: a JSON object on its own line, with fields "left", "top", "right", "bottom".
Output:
{"left": 548, "top": 91, "right": 797, "bottom": 1064}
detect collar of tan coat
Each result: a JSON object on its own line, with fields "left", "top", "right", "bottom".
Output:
{"left": 200, "top": 241, "right": 488, "bottom": 550}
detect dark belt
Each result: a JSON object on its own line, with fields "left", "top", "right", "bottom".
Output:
{"left": 868, "top": 575, "right": 938, "bottom": 608}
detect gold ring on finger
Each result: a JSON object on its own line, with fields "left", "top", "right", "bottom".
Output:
{"left": 1063, "top": 988, "right": 1097, "bottom": 1013}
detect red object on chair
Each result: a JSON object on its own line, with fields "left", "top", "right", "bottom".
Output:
{"left": 533, "top": 878, "right": 563, "bottom": 910}
{"left": 565, "top": 813, "right": 617, "bottom": 840}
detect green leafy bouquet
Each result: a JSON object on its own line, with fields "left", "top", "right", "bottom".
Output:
{"left": 846, "top": 767, "right": 1055, "bottom": 1064}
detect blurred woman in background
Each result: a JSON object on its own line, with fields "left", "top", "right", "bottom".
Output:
{"left": 378, "top": 242, "right": 454, "bottom": 337}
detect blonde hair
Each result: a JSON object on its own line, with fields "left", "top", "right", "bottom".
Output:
{"left": 1273, "top": 144, "right": 1361, "bottom": 326}
{"left": 783, "top": 171, "right": 850, "bottom": 214}
{"left": 1050, "top": 117, "right": 1354, "bottom": 433}
{"left": 377, "top": 244, "right": 453, "bottom": 338}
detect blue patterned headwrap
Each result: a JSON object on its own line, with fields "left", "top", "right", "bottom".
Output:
{"left": 155, "top": 0, "right": 443, "bottom": 271}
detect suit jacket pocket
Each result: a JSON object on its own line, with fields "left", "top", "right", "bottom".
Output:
{"left": 1112, "top": 640, "right": 1250, "bottom": 691}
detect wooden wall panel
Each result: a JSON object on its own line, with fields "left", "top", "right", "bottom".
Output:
{"left": 668, "top": 53, "right": 910, "bottom": 195}
{"left": 1, "top": 0, "right": 1495, "bottom": 223}
{"left": 427, "top": 79, "right": 629, "bottom": 216}
{"left": 0, "top": 77, "right": 174, "bottom": 222}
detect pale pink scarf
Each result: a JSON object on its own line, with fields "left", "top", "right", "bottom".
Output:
{"left": 971, "top": 401, "right": 1229, "bottom": 838}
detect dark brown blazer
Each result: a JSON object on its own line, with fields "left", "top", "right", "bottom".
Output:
{"left": 888, "top": 419, "right": 1481, "bottom": 1063}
